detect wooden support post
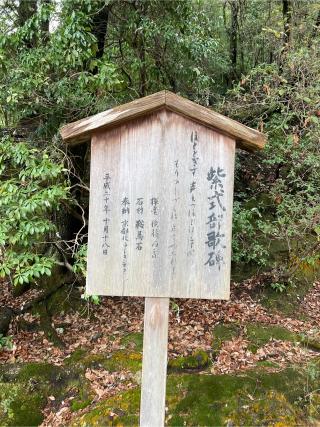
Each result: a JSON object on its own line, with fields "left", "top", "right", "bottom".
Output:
{"left": 140, "top": 297, "right": 170, "bottom": 427}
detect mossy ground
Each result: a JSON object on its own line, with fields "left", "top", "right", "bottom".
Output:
{"left": 212, "top": 321, "right": 320, "bottom": 354}
{"left": 0, "top": 346, "right": 144, "bottom": 426}
{"left": 244, "top": 323, "right": 297, "bottom": 352}
{"left": 0, "top": 330, "right": 319, "bottom": 426}
{"left": 212, "top": 323, "right": 240, "bottom": 355}
{"left": 1, "top": 270, "right": 319, "bottom": 426}
{"left": 120, "top": 332, "right": 143, "bottom": 351}
{"left": 232, "top": 226, "right": 320, "bottom": 319}
{"left": 72, "top": 361, "right": 320, "bottom": 426}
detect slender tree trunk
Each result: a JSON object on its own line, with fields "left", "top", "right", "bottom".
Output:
{"left": 92, "top": 4, "right": 110, "bottom": 60}
{"left": 17, "top": 0, "right": 37, "bottom": 47}
{"left": 138, "top": 34, "right": 146, "bottom": 97}
{"left": 279, "top": 0, "right": 292, "bottom": 72}
{"left": 40, "top": 0, "right": 51, "bottom": 42}
{"left": 17, "top": 0, "right": 37, "bottom": 26}
{"left": 282, "top": 0, "right": 291, "bottom": 48}
{"left": 229, "top": 0, "right": 239, "bottom": 82}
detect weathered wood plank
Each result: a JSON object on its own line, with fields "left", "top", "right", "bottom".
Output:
{"left": 60, "top": 90, "right": 266, "bottom": 151}
{"left": 140, "top": 297, "right": 169, "bottom": 427}
{"left": 86, "top": 109, "right": 234, "bottom": 299}
{"left": 60, "top": 91, "right": 166, "bottom": 145}
{"left": 165, "top": 91, "right": 265, "bottom": 152}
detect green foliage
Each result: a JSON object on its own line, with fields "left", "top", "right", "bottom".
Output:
{"left": 0, "top": 1, "right": 121, "bottom": 130}
{"left": 0, "top": 334, "right": 13, "bottom": 350}
{"left": 81, "top": 293, "right": 100, "bottom": 305}
{"left": 73, "top": 243, "right": 87, "bottom": 277}
{"left": 0, "top": 136, "right": 69, "bottom": 285}
{"left": 232, "top": 202, "right": 269, "bottom": 265}
{"left": 226, "top": 43, "right": 320, "bottom": 270}
{"left": 0, "top": 0, "right": 319, "bottom": 289}
{"left": 270, "top": 282, "right": 288, "bottom": 293}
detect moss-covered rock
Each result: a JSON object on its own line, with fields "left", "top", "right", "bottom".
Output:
{"left": 64, "top": 348, "right": 109, "bottom": 370}
{"left": 65, "top": 348, "right": 142, "bottom": 373}
{"left": 0, "top": 359, "right": 93, "bottom": 426}
{"left": 166, "top": 363, "right": 319, "bottom": 426}
{"left": 101, "top": 351, "right": 142, "bottom": 373}
{"left": 16, "top": 362, "right": 63, "bottom": 382}
{"left": 168, "top": 350, "right": 210, "bottom": 371}
{"left": 0, "top": 362, "right": 74, "bottom": 426}
{"left": 0, "top": 346, "right": 144, "bottom": 426}
{"left": 0, "top": 382, "right": 45, "bottom": 426}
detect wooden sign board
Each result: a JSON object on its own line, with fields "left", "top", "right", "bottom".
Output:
{"left": 86, "top": 109, "right": 235, "bottom": 300}
{"left": 61, "top": 91, "right": 266, "bottom": 427}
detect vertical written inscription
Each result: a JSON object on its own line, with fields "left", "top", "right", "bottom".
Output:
{"left": 135, "top": 198, "right": 144, "bottom": 251}
{"left": 205, "top": 167, "right": 226, "bottom": 269}
{"left": 121, "top": 197, "right": 130, "bottom": 273}
{"left": 187, "top": 131, "right": 199, "bottom": 257}
{"left": 102, "top": 173, "right": 111, "bottom": 255}
{"left": 151, "top": 197, "right": 159, "bottom": 259}
{"left": 169, "top": 160, "right": 179, "bottom": 276}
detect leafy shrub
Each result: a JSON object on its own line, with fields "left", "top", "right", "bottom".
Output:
{"left": 227, "top": 46, "right": 320, "bottom": 271}
{"left": 0, "top": 136, "right": 69, "bottom": 286}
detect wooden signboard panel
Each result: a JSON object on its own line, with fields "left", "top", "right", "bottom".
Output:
{"left": 61, "top": 91, "right": 265, "bottom": 427}
{"left": 86, "top": 109, "right": 235, "bottom": 300}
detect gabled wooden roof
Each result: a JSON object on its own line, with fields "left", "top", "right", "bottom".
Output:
{"left": 60, "top": 90, "right": 266, "bottom": 151}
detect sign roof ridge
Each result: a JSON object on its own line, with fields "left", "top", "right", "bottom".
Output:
{"left": 60, "top": 90, "right": 266, "bottom": 152}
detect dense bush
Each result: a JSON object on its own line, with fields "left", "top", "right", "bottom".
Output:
{"left": 227, "top": 45, "right": 320, "bottom": 268}
{"left": 0, "top": 0, "right": 319, "bottom": 289}
{"left": 0, "top": 136, "right": 69, "bottom": 285}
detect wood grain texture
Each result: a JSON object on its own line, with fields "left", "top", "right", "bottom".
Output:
{"left": 86, "top": 109, "right": 235, "bottom": 299}
{"left": 165, "top": 91, "right": 265, "bottom": 152}
{"left": 60, "top": 90, "right": 266, "bottom": 152}
{"left": 140, "top": 297, "right": 169, "bottom": 427}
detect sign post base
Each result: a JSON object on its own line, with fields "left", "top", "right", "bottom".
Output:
{"left": 140, "top": 297, "right": 170, "bottom": 427}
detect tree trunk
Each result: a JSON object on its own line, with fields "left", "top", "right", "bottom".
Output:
{"left": 17, "top": 0, "right": 37, "bottom": 26}
{"left": 282, "top": 0, "right": 291, "bottom": 48}
{"left": 229, "top": 0, "right": 239, "bottom": 81}
{"left": 17, "top": 0, "right": 37, "bottom": 47}
{"left": 92, "top": 4, "right": 110, "bottom": 61}
{"left": 138, "top": 34, "right": 147, "bottom": 97}
{"left": 40, "top": 0, "right": 51, "bottom": 43}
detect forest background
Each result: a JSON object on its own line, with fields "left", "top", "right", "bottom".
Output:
{"left": 1, "top": 0, "right": 319, "bottom": 306}
{"left": 0, "top": 0, "right": 319, "bottom": 424}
